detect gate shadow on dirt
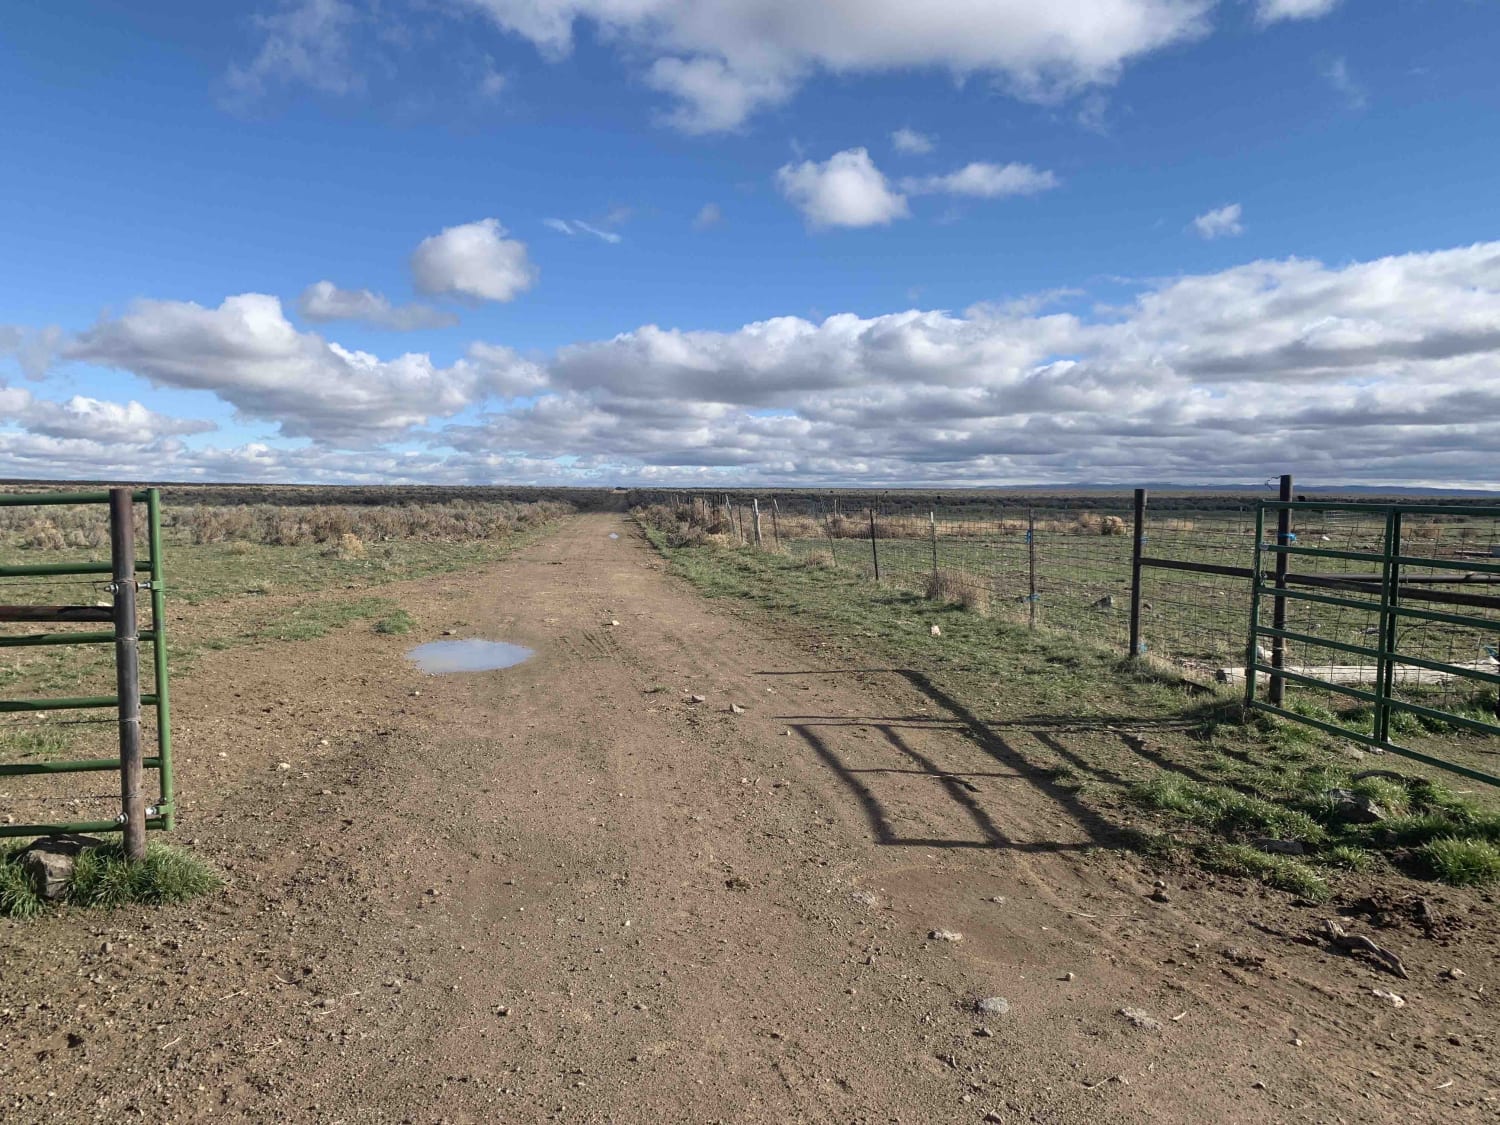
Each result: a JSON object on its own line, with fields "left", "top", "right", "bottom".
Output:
{"left": 760, "top": 667, "right": 1209, "bottom": 851}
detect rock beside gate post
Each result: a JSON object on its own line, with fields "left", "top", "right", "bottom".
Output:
{"left": 19, "top": 834, "right": 106, "bottom": 901}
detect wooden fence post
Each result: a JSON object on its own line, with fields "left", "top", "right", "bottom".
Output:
{"left": 1129, "top": 488, "right": 1147, "bottom": 659}
{"left": 929, "top": 511, "right": 938, "bottom": 578}
{"left": 770, "top": 497, "right": 781, "bottom": 547}
{"left": 752, "top": 499, "right": 763, "bottom": 548}
{"left": 868, "top": 508, "right": 880, "bottom": 581}
{"left": 110, "top": 488, "right": 146, "bottom": 863}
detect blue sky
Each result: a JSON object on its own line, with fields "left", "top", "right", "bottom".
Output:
{"left": 2, "top": 1, "right": 1499, "bottom": 486}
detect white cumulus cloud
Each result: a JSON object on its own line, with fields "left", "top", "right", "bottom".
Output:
{"left": 1191, "top": 203, "right": 1244, "bottom": 239}
{"left": 0, "top": 388, "right": 214, "bottom": 444}
{"left": 66, "top": 293, "right": 535, "bottom": 444}
{"left": 411, "top": 218, "right": 537, "bottom": 302}
{"left": 775, "top": 148, "right": 909, "bottom": 229}
{"left": 891, "top": 127, "right": 935, "bottom": 155}
{"left": 462, "top": 0, "right": 1217, "bottom": 131}
{"left": 20, "top": 241, "right": 1500, "bottom": 488}
{"left": 297, "top": 281, "right": 460, "bottom": 330}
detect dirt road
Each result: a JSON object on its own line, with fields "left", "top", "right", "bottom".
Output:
{"left": 3, "top": 515, "right": 1493, "bottom": 1122}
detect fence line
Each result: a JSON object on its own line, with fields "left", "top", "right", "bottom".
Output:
{"left": 638, "top": 482, "right": 1500, "bottom": 702}
{"left": 643, "top": 482, "right": 1500, "bottom": 786}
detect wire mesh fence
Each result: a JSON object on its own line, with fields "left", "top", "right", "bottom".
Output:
{"left": 646, "top": 488, "right": 1499, "bottom": 685}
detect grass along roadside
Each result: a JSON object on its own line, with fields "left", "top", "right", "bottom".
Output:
{"left": 640, "top": 520, "right": 1500, "bottom": 899}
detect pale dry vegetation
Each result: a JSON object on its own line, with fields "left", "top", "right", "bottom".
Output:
{"left": 924, "top": 568, "right": 991, "bottom": 614}
{"left": 641, "top": 501, "right": 1151, "bottom": 546}
{"left": 0, "top": 499, "right": 573, "bottom": 554}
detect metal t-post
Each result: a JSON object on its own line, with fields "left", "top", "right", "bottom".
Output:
{"left": 1269, "top": 474, "right": 1293, "bottom": 706}
{"left": 1027, "top": 509, "right": 1038, "bottom": 629}
{"left": 110, "top": 488, "right": 146, "bottom": 862}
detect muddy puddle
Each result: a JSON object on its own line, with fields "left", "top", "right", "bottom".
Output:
{"left": 406, "top": 639, "right": 534, "bottom": 674}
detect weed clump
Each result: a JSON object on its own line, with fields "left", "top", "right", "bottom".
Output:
{"left": 924, "top": 569, "right": 990, "bottom": 614}
{"left": 1199, "top": 843, "right": 1329, "bottom": 900}
{"left": 1, "top": 841, "right": 221, "bottom": 918}
{"left": 373, "top": 610, "right": 415, "bottom": 635}
{"left": 1419, "top": 837, "right": 1500, "bottom": 886}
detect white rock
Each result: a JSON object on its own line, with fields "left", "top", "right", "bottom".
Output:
{"left": 1119, "top": 1008, "right": 1163, "bottom": 1031}
{"left": 930, "top": 625, "right": 942, "bottom": 637}
{"left": 975, "top": 996, "right": 1010, "bottom": 1016}
{"left": 276, "top": 762, "right": 292, "bottom": 771}
{"left": 929, "top": 929, "right": 963, "bottom": 942}
{"left": 1372, "top": 989, "right": 1406, "bottom": 1008}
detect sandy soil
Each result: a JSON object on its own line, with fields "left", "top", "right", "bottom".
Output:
{"left": 2, "top": 514, "right": 1495, "bottom": 1123}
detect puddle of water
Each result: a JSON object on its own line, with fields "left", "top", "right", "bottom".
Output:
{"left": 608, "top": 532, "right": 620, "bottom": 539}
{"left": 406, "top": 639, "right": 534, "bottom": 674}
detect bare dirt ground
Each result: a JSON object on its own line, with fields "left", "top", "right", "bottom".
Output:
{"left": 2, "top": 513, "right": 1495, "bottom": 1123}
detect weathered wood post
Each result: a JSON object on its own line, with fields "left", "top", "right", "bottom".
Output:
{"left": 929, "top": 511, "right": 938, "bottom": 579}
{"left": 752, "top": 498, "right": 763, "bottom": 548}
{"left": 1129, "top": 488, "right": 1147, "bottom": 659}
{"left": 1269, "top": 474, "right": 1293, "bottom": 706}
{"left": 770, "top": 497, "right": 782, "bottom": 547}
{"left": 110, "top": 488, "right": 146, "bottom": 862}
{"left": 868, "top": 508, "right": 880, "bottom": 581}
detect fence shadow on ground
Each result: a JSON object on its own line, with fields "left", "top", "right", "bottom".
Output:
{"left": 760, "top": 666, "right": 1225, "bottom": 852}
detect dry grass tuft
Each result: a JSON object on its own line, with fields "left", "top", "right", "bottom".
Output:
{"left": 925, "top": 569, "right": 990, "bottom": 614}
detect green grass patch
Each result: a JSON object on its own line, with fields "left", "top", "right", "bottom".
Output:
{"left": 0, "top": 724, "right": 72, "bottom": 757}
{"left": 1418, "top": 837, "right": 1500, "bottom": 886}
{"left": 373, "top": 609, "right": 415, "bottom": 635}
{"left": 0, "top": 841, "right": 221, "bottom": 918}
{"left": 1133, "top": 774, "right": 1327, "bottom": 842}
{"left": 1199, "top": 842, "right": 1330, "bottom": 900}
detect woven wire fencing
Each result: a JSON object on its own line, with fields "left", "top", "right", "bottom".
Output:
{"left": 762, "top": 501, "right": 1200, "bottom": 668}
{"left": 1137, "top": 509, "right": 1260, "bottom": 677}
{"left": 655, "top": 492, "right": 1499, "bottom": 707}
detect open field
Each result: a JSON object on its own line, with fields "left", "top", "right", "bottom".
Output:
{"left": 0, "top": 499, "right": 1497, "bottom": 1123}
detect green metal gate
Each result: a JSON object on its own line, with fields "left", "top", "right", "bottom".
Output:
{"left": 1245, "top": 498, "right": 1500, "bottom": 787}
{"left": 0, "top": 488, "right": 175, "bottom": 840}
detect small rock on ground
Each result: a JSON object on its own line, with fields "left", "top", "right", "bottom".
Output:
{"left": 975, "top": 997, "right": 1010, "bottom": 1016}
{"left": 1119, "top": 1008, "right": 1163, "bottom": 1031}
{"left": 929, "top": 929, "right": 963, "bottom": 942}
